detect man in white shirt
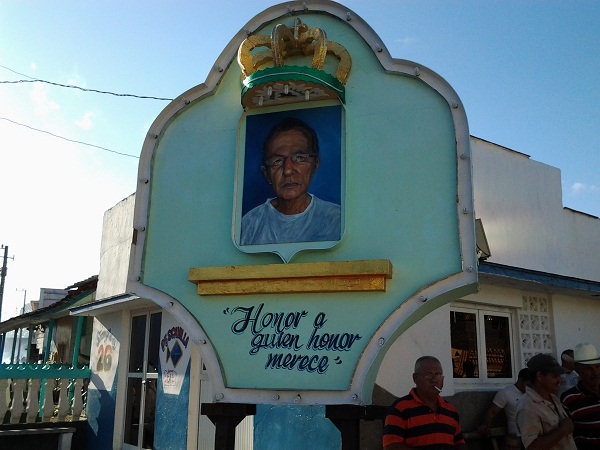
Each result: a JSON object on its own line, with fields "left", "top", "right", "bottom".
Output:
{"left": 478, "top": 368, "right": 528, "bottom": 450}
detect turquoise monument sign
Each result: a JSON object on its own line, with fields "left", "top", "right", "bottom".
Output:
{"left": 127, "top": 0, "right": 477, "bottom": 406}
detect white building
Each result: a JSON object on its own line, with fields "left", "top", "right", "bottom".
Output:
{"left": 79, "top": 135, "right": 599, "bottom": 449}
{"left": 371, "top": 136, "right": 600, "bottom": 447}
{"left": 379, "top": 136, "right": 600, "bottom": 397}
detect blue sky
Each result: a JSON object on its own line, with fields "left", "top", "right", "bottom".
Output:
{"left": 0, "top": 0, "right": 598, "bottom": 319}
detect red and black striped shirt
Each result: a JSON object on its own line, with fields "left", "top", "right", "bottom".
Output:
{"left": 383, "top": 388, "right": 465, "bottom": 449}
{"left": 561, "top": 383, "right": 600, "bottom": 450}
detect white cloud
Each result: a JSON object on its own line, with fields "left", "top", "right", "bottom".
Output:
{"left": 571, "top": 182, "right": 599, "bottom": 195}
{"left": 29, "top": 83, "right": 59, "bottom": 117}
{"left": 66, "top": 68, "right": 86, "bottom": 88}
{"left": 394, "top": 37, "right": 418, "bottom": 46}
{"left": 76, "top": 111, "right": 95, "bottom": 130}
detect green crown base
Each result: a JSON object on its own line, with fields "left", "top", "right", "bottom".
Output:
{"left": 241, "top": 66, "right": 345, "bottom": 109}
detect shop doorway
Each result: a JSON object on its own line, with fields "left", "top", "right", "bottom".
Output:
{"left": 123, "top": 311, "right": 161, "bottom": 449}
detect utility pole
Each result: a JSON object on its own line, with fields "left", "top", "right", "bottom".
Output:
{"left": 0, "top": 244, "right": 15, "bottom": 323}
{"left": 17, "top": 288, "right": 27, "bottom": 315}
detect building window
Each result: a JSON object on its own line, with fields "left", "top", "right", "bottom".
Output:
{"left": 450, "top": 307, "right": 514, "bottom": 381}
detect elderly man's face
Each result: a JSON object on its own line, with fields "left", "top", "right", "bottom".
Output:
{"left": 262, "top": 129, "right": 319, "bottom": 204}
{"left": 413, "top": 359, "right": 444, "bottom": 397}
{"left": 576, "top": 363, "right": 600, "bottom": 392}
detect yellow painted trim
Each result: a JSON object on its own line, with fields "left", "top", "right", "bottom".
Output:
{"left": 188, "top": 260, "right": 392, "bottom": 296}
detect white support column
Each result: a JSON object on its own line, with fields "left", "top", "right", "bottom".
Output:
{"left": 41, "top": 379, "right": 55, "bottom": 421}
{"left": 0, "top": 378, "right": 9, "bottom": 421}
{"left": 9, "top": 378, "right": 26, "bottom": 424}
{"left": 71, "top": 378, "right": 85, "bottom": 420}
{"left": 26, "top": 378, "right": 41, "bottom": 423}
{"left": 56, "top": 378, "right": 70, "bottom": 421}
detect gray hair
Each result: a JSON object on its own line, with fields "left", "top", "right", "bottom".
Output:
{"left": 414, "top": 356, "right": 441, "bottom": 373}
{"left": 262, "top": 117, "right": 319, "bottom": 162}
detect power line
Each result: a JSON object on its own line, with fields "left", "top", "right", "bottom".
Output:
{"left": 0, "top": 64, "right": 174, "bottom": 101}
{"left": 0, "top": 116, "right": 139, "bottom": 159}
{"left": 0, "top": 64, "right": 151, "bottom": 158}
{"left": 0, "top": 65, "right": 35, "bottom": 79}
{"left": 1, "top": 79, "right": 174, "bottom": 101}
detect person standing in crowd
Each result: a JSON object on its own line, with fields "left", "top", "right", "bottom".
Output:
{"left": 383, "top": 356, "right": 466, "bottom": 449}
{"left": 478, "top": 368, "right": 529, "bottom": 450}
{"left": 517, "top": 353, "right": 576, "bottom": 450}
{"left": 560, "top": 342, "right": 600, "bottom": 450}
{"left": 558, "top": 349, "right": 579, "bottom": 397}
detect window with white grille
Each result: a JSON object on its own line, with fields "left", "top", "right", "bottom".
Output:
{"left": 450, "top": 306, "right": 515, "bottom": 382}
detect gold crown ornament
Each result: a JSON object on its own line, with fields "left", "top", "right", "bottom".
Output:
{"left": 237, "top": 19, "right": 352, "bottom": 110}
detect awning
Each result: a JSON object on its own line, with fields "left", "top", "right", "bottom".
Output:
{"left": 69, "top": 293, "right": 154, "bottom": 316}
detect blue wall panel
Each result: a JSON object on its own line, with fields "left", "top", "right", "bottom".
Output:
{"left": 254, "top": 405, "right": 340, "bottom": 449}
{"left": 153, "top": 361, "right": 190, "bottom": 449}
{"left": 85, "top": 371, "right": 118, "bottom": 450}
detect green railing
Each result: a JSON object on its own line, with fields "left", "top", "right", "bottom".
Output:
{"left": 0, "top": 363, "right": 90, "bottom": 424}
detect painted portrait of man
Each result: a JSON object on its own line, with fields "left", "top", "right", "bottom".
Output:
{"left": 236, "top": 105, "right": 343, "bottom": 257}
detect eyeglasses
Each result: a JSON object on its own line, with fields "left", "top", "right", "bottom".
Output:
{"left": 419, "top": 372, "right": 445, "bottom": 381}
{"left": 263, "top": 153, "right": 317, "bottom": 168}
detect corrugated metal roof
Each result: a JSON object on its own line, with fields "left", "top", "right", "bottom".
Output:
{"left": 0, "top": 275, "right": 98, "bottom": 332}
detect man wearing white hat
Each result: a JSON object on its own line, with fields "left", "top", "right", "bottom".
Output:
{"left": 560, "top": 342, "right": 600, "bottom": 450}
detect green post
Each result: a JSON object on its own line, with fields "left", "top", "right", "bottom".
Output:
{"left": 71, "top": 317, "right": 84, "bottom": 367}
{"left": 68, "top": 316, "right": 85, "bottom": 407}
{"left": 38, "top": 319, "right": 55, "bottom": 418}
{"left": 43, "top": 319, "right": 55, "bottom": 363}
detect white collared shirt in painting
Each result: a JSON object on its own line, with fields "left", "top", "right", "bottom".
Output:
{"left": 241, "top": 194, "right": 340, "bottom": 245}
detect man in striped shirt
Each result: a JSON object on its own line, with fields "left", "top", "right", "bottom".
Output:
{"left": 383, "top": 356, "right": 466, "bottom": 449}
{"left": 560, "top": 342, "right": 600, "bottom": 450}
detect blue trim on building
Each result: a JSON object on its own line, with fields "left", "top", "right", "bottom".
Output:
{"left": 479, "top": 262, "right": 600, "bottom": 296}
